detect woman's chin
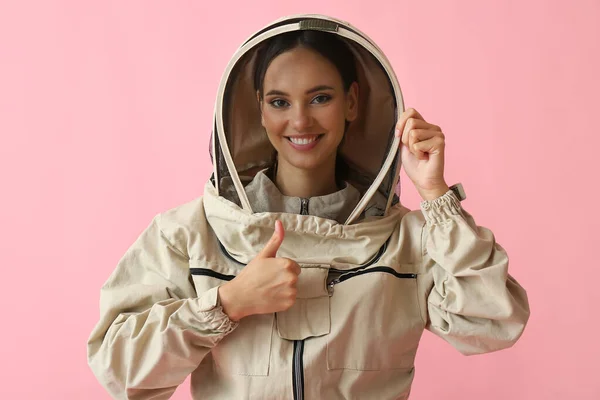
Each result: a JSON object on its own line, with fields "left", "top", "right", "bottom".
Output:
{"left": 279, "top": 155, "right": 327, "bottom": 173}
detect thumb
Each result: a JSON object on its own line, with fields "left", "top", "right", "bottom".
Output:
{"left": 257, "top": 220, "right": 284, "bottom": 259}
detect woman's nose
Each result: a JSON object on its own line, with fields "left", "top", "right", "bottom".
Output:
{"left": 291, "top": 106, "right": 313, "bottom": 132}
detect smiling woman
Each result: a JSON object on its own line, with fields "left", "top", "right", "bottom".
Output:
{"left": 87, "top": 14, "right": 529, "bottom": 400}
{"left": 254, "top": 31, "right": 359, "bottom": 198}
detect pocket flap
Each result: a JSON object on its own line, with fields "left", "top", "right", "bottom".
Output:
{"left": 295, "top": 265, "right": 330, "bottom": 298}
{"left": 276, "top": 264, "right": 330, "bottom": 340}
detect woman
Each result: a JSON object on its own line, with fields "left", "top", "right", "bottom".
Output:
{"left": 88, "top": 14, "right": 530, "bottom": 400}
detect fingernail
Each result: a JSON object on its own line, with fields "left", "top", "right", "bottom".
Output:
{"left": 395, "top": 128, "right": 400, "bottom": 137}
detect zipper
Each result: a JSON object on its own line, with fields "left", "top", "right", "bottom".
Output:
{"left": 327, "top": 266, "right": 417, "bottom": 296}
{"left": 292, "top": 340, "right": 305, "bottom": 400}
{"left": 338, "top": 238, "right": 388, "bottom": 272}
{"left": 300, "top": 198, "right": 309, "bottom": 215}
{"left": 189, "top": 268, "right": 235, "bottom": 281}
{"left": 292, "top": 198, "right": 309, "bottom": 400}
{"left": 218, "top": 241, "right": 246, "bottom": 266}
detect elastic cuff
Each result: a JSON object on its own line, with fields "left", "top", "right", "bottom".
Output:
{"left": 420, "top": 190, "right": 463, "bottom": 225}
{"left": 197, "top": 286, "right": 239, "bottom": 333}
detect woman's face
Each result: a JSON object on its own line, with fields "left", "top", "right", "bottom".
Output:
{"left": 258, "top": 47, "right": 358, "bottom": 174}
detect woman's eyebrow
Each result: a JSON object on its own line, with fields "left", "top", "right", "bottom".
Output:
{"left": 265, "top": 85, "right": 335, "bottom": 97}
{"left": 306, "top": 85, "right": 334, "bottom": 94}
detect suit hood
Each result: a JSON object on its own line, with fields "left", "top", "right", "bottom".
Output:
{"left": 209, "top": 14, "right": 405, "bottom": 226}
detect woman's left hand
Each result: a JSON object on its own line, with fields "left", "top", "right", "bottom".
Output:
{"left": 395, "top": 108, "right": 450, "bottom": 201}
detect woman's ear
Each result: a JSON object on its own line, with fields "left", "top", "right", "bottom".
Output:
{"left": 345, "top": 82, "right": 359, "bottom": 122}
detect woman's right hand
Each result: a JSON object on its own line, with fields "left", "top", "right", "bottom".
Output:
{"left": 218, "top": 220, "right": 301, "bottom": 322}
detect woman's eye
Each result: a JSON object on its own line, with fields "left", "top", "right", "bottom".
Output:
{"left": 270, "top": 99, "right": 289, "bottom": 108}
{"left": 312, "top": 95, "right": 331, "bottom": 104}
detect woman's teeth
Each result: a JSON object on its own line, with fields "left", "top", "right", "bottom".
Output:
{"left": 288, "top": 136, "right": 319, "bottom": 145}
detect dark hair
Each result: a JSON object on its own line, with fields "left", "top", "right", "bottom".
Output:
{"left": 254, "top": 30, "right": 357, "bottom": 98}
{"left": 253, "top": 30, "right": 357, "bottom": 183}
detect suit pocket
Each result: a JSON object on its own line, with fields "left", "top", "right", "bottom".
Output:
{"left": 326, "top": 266, "right": 425, "bottom": 371}
{"left": 275, "top": 264, "right": 330, "bottom": 340}
{"left": 190, "top": 261, "right": 274, "bottom": 376}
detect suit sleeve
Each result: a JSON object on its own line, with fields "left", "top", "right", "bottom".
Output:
{"left": 420, "top": 190, "right": 530, "bottom": 355}
{"left": 87, "top": 214, "right": 238, "bottom": 399}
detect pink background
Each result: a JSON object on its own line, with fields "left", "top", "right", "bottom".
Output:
{"left": 1, "top": 1, "right": 598, "bottom": 399}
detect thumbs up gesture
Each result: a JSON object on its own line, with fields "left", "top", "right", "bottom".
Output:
{"left": 218, "top": 221, "right": 301, "bottom": 321}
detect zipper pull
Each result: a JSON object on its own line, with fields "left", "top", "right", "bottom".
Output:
{"left": 327, "top": 278, "right": 341, "bottom": 296}
{"left": 300, "top": 198, "right": 309, "bottom": 215}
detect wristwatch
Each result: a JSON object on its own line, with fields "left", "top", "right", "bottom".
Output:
{"left": 449, "top": 183, "right": 466, "bottom": 201}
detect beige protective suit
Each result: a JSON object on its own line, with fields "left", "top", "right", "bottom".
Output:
{"left": 87, "top": 14, "right": 530, "bottom": 400}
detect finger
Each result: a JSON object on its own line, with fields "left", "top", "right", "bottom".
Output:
{"left": 401, "top": 119, "right": 434, "bottom": 148}
{"left": 395, "top": 108, "right": 423, "bottom": 138}
{"left": 395, "top": 109, "right": 441, "bottom": 139}
{"left": 258, "top": 220, "right": 285, "bottom": 259}
{"left": 403, "top": 120, "right": 441, "bottom": 146}
{"left": 408, "top": 129, "right": 442, "bottom": 148}
{"left": 413, "top": 136, "right": 445, "bottom": 159}
{"left": 406, "top": 129, "right": 441, "bottom": 157}
{"left": 287, "top": 260, "right": 302, "bottom": 276}
{"left": 278, "top": 258, "right": 302, "bottom": 276}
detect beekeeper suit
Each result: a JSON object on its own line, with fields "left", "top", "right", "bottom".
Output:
{"left": 87, "top": 14, "right": 530, "bottom": 400}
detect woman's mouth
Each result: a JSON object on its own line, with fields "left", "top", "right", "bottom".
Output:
{"left": 285, "top": 134, "right": 324, "bottom": 151}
